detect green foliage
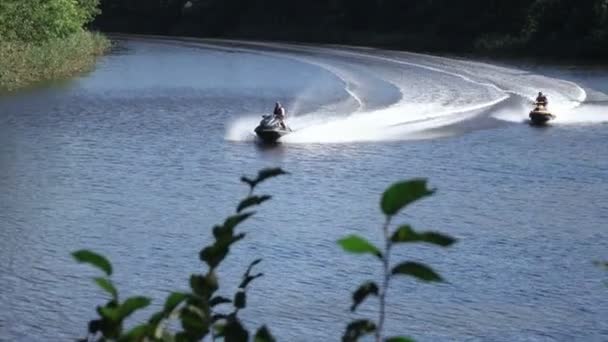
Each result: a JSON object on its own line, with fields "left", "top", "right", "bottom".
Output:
{"left": 391, "top": 262, "right": 443, "bottom": 283}
{"left": 97, "top": 0, "right": 608, "bottom": 58}
{"left": 0, "top": 0, "right": 101, "bottom": 42}
{"left": 342, "top": 320, "right": 376, "bottom": 342}
{"left": 93, "top": 277, "right": 119, "bottom": 300}
{"left": 73, "top": 250, "right": 113, "bottom": 275}
{"left": 338, "top": 235, "right": 382, "bottom": 259}
{"left": 237, "top": 195, "right": 272, "bottom": 213}
{"left": 385, "top": 337, "right": 415, "bottom": 342}
{"left": 350, "top": 282, "right": 379, "bottom": 312}
{"left": 164, "top": 292, "right": 189, "bottom": 313}
{"left": 380, "top": 180, "right": 434, "bottom": 216}
{"left": 0, "top": 29, "right": 109, "bottom": 92}
{"left": 73, "top": 168, "right": 287, "bottom": 341}
{"left": 391, "top": 225, "right": 455, "bottom": 247}
{"left": 0, "top": 0, "right": 106, "bottom": 91}
{"left": 241, "top": 168, "right": 289, "bottom": 192}
{"left": 78, "top": 0, "right": 102, "bottom": 24}
{"left": 339, "top": 178, "right": 456, "bottom": 342}
{"left": 72, "top": 169, "right": 458, "bottom": 341}
{"left": 72, "top": 249, "right": 151, "bottom": 341}
{"left": 254, "top": 326, "right": 276, "bottom": 342}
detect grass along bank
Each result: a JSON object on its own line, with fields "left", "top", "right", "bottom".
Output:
{"left": 0, "top": 31, "right": 109, "bottom": 92}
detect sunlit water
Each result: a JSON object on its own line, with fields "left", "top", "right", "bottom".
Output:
{"left": 1, "top": 36, "right": 607, "bottom": 341}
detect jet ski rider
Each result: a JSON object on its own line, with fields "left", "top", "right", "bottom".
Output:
{"left": 536, "top": 92, "right": 548, "bottom": 107}
{"left": 273, "top": 102, "right": 287, "bottom": 129}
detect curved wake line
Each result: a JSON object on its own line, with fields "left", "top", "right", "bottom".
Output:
{"left": 292, "top": 60, "right": 365, "bottom": 112}
{"left": 218, "top": 42, "right": 510, "bottom": 143}
{"left": 208, "top": 40, "right": 604, "bottom": 138}
{"left": 330, "top": 47, "right": 588, "bottom": 117}
{"left": 136, "top": 36, "right": 604, "bottom": 139}
{"left": 174, "top": 41, "right": 366, "bottom": 114}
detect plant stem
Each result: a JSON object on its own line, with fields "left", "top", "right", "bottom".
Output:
{"left": 376, "top": 216, "right": 392, "bottom": 342}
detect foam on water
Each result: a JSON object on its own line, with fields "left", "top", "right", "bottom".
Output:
{"left": 220, "top": 41, "right": 606, "bottom": 143}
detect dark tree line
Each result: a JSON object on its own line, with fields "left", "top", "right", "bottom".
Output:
{"left": 94, "top": 0, "right": 608, "bottom": 59}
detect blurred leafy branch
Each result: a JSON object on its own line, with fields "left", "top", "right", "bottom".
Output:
{"left": 73, "top": 168, "right": 456, "bottom": 341}
{"left": 339, "top": 179, "right": 455, "bottom": 342}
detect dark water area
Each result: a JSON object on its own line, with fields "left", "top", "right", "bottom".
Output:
{"left": 1, "top": 37, "right": 607, "bottom": 341}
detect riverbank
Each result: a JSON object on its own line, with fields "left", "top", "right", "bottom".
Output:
{"left": 93, "top": 0, "right": 608, "bottom": 63}
{"left": 0, "top": 31, "right": 110, "bottom": 92}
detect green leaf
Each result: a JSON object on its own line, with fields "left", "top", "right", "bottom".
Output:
{"left": 214, "top": 323, "right": 226, "bottom": 337}
{"left": 351, "top": 281, "right": 379, "bottom": 312}
{"left": 180, "top": 307, "right": 210, "bottom": 339}
{"left": 224, "top": 317, "right": 248, "bottom": 342}
{"left": 88, "top": 319, "right": 101, "bottom": 334}
{"left": 241, "top": 168, "right": 288, "bottom": 189}
{"left": 381, "top": 179, "right": 434, "bottom": 216}
{"left": 392, "top": 262, "right": 443, "bottom": 282}
{"left": 211, "top": 213, "right": 253, "bottom": 247}
{"left": 254, "top": 325, "right": 276, "bottom": 342}
{"left": 96, "top": 301, "right": 121, "bottom": 337}
{"left": 240, "top": 176, "right": 256, "bottom": 188}
{"left": 93, "top": 277, "right": 118, "bottom": 300}
{"left": 391, "top": 225, "right": 456, "bottom": 247}
{"left": 119, "top": 324, "right": 150, "bottom": 342}
{"left": 72, "top": 250, "right": 113, "bottom": 276}
{"left": 234, "top": 291, "right": 246, "bottom": 309}
{"left": 174, "top": 332, "right": 191, "bottom": 342}
{"left": 212, "top": 225, "right": 230, "bottom": 241}
{"left": 200, "top": 243, "right": 230, "bottom": 269}
{"left": 385, "top": 337, "right": 416, "bottom": 342}
{"left": 162, "top": 330, "right": 177, "bottom": 342}
{"left": 148, "top": 312, "right": 165, "bottom": 326}
{"left": 224, "top": 212, "right": 255, "bottom": 232}
{"left": 99, "top": 306, "right": 120, "bottom": 321}
{"left": 337, "top": 235, "right": 382, "bottom": 259}
{"left": 118, "top": 296, "right": 151, "bottom": 320}
{"left": 239, "top": 259, "right": 263, "bottom": 288}
{"left": 254, "top": 168, "right": 289, "bottom": 186}
{"left": 237, "top": 195, "right": 272, "bottom": 213}
{"left": 245, "top": 259, "right": 262, "bottom": 274}
{"left": 164, "top": 292, "right": 188, "bottom": 313}
{"left": 342, "top": 319, "right": 376, "bottom": 342}
{"left": 210, "top": 296, "right": 232, "bottom": 307}
{"left": 190, "top": 273, "right": 218, "bottom": 298}
{"left": 239, "top": 273, "right": 263, "bottom": 289}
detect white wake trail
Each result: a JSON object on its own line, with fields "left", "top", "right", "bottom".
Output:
{"left": 217, "top": 40, "right": 605, "bottom": 142}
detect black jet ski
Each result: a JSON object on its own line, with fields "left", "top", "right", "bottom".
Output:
{"left": 254, "top": 114, "right": 291, "bottom": 143}
{"left": 529, "top": 102, "right": 555, "bottom": 125}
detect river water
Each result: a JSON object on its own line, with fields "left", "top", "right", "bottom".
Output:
{"left": 1, "top": 36, "right": 607, "bottom": 341}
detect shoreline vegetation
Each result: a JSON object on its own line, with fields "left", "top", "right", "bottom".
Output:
{"left": 0, "top": 31, "right": 109, "bottom": 92}
{"left": 94, "top": 0, "right": 608, "bottom": 62}
{"left": 0, "top": 0, "right": 109, "bottom": 92}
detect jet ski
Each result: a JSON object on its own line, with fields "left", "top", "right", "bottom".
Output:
{"left": 529, "top": 102, "right": 555, "bottom": 125}
{"left": 254, "top": 114, "right": 291, "bottom": 143}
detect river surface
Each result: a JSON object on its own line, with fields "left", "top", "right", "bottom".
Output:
{"left": 1, "top": 36, "right": 608, "bottom": 341}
